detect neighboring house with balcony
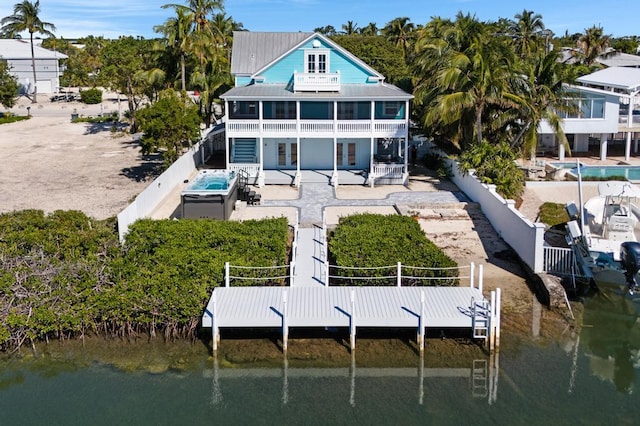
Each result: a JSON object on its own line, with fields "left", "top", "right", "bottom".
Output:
{"left": 537, "top": 66, "right": 640, "bottom": 161}
{"left": 217, "top": 32, "right": 413, "bottom": 186}
{"left": 0, "top": 39, "right": 66, "bottom": 95}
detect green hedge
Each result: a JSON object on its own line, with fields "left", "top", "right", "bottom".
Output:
{"left": 328, "top": 214, "right": 458, "bottom": 286}
{"left": 0, "top": 212, "right": 289, "bottom": 351}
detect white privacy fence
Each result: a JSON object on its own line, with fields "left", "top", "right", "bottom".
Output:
{"left": 440, "top": 155, "right": 546, "bottom": 273}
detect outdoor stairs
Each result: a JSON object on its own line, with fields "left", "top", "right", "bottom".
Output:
{"left": 292, "top": 223, "right": 327, "bottom": 287}
{"left": 236, "top": 169, "right": 261, "bottom": 204}
{"left": 233, "top": 139, "right": 256, "bottom": 163}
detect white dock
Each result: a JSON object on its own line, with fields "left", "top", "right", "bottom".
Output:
{"left": 202, "top": 285, "right": 499, "bottom": 352}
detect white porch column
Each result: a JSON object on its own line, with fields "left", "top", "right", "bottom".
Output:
{"left": 332, "top": 137, "right": 338, "bottom": 186}
{"left": 558, "top": 140, "right": 565, "bottom": 161}
{"left": 626, "top": 132, "right": 632, "bottom": 161}
{"left": 258, "top": 136, "right": 265, "bottom": 187}
{"left": 600, "top": 134, "right": 608, "bottom": 161}
{"left": 296, "top": 137, "right": 301, "bottom": 176}
{"left": 224, "top": 100, "right": 230, "bottom": 168}
{"left": 370, "top": 101, "right": 376, "bottom": 188}
{"left": 634, "top": 132, "right": 639, "bottom": 154}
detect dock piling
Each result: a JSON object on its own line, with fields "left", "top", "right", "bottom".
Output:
{"left": 350, "top": 289, "right": 356, "bottom": 352}
{"left": 282, "top": 289, "right": 289, "bottom": 353}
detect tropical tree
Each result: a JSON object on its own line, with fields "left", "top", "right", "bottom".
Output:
{"left": 510, "top": 51, "right": 574, "bottom": 158}
{"left": 0, "top": 0, "right": 56, "bottom": 103}
{"left": 359, "top": 22, "right": 378, "bottom": 36}
{"left": 341, "top": 20, "right": 359, "bottom": 35}
{"left": 382, "top": 17, "right": 415, "bottom": 61}
{"left": 154, "top": 8, "right": 193, "bottom": 91}
{"left": 314, "top": 25, "right": 337, "bottom": 36}
{"left": 162, "top": 0, "right": 224, "bottom": 74}
{"left": 99, "top": 36, "right": 154, "bottom": 131}
{"left": 575, "top": 25, "right": 611, "bottom": 65}
{"left": 0, "top": 58, "right": 20, "bottom": 108}
{"left": 413, "top": 13, "right": 519, "bottom": 149}
{"left": 509, "top": 9, "right": 546, "bottom": 58}
{"left": 137, "top": 89, "right": 201, "bottom": 166}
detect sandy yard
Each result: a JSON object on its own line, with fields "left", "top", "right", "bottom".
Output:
{"left": 1, "top": 96, "right": 160, "bottom": 220}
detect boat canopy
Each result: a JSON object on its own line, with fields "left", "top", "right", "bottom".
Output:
{"left": 597, "top": 181, "right": 640, "bottom": 198}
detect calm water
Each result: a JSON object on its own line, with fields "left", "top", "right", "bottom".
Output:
{"left": 1, "top": 295, "right": 638, "bottom": 426}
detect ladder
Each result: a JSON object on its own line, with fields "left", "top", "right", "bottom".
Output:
{"left": 472, "top": 297, "right": 490, "bottom": 341}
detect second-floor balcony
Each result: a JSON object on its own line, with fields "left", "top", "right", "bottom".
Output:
{"left": 226, "top": 119, "right": 407, "bottom": 138}
{"left": 293, "top": 72, "right": 340, "bottom": 92}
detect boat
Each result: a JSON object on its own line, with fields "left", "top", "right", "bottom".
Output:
{"left": 565, "top": 181, "right": 640, "bottom": 295}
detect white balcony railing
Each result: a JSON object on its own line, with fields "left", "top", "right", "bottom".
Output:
{"left": 228, "top": 163, "right": 260, "bottom": 178}
{"left": 226, "top": 119, "right": 406, "bottom": 137}
{"left": 293, "top": 72, "right": 340, "bottom": 92}
{"left": 371, "top": 163, "right": 405, "bottom": 179}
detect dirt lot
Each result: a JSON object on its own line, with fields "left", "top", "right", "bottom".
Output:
{"left": 0, "top": 113, "right": 161, "bottom": 220}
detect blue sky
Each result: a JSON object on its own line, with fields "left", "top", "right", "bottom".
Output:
{"left": 0, "top": 0, "right": 638, "bottom": 39}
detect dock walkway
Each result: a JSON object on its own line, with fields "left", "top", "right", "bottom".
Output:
{"left": 202, "top": 182, "right": 501, "bottom": 352}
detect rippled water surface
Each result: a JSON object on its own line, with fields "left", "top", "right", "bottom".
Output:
{"left": 1, "top": 294, "right": 638, "bottom": 425}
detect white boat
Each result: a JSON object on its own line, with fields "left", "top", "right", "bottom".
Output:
{"left": 582, "top": 181, "right": 640, "bottom": 261}
{"left": 566, "top": 181, "right": 640, "bottom": 295}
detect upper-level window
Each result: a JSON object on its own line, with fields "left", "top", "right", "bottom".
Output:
{"left": 559, "top": 94, "right": 605, "bottom": 119}
{"left": 305, "top": 49, "right": 329, "bottom": 74}
{"left": 263, "top": 101, "right": 296, "bottom": 119}
{"left": 375, "top": 101, "right": 405, "bottom": 119}
{"left": 229, "top": 101, "right": 258, "bottom": 119}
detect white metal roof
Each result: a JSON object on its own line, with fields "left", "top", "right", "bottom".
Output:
{"left": 0, "top": 39, "right": 67, "bottom": 60}
{"left": 230, "top": 31, "right": 384, "bottom": 81}
{"left": 597, "top": 52, "right": 640, "bottom": 68}
{"left": 576, "top": 67, "right": 640, "bottom": 92}
{"left": 231, "top": 32, "right": 314, "bottom": 75}
{"left": 221, "top": 83, "right": 413, "bottom": 100}
{"left": 203, "top": 286, "right": 485, "bottom": 329}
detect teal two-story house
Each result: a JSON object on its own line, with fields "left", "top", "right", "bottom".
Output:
{"left": 219, "top": 32, "right": 413, "bottom": 187}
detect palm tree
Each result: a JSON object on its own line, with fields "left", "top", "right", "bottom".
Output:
{"left": 576, "top": 25, "right": 611, "bottom": 65}
{"left": 162, "top": 0, "right": 224, "bottom": 70}
{"left": 314, "top": 25, "right": 336, "bottom": 36}
{"left": 341, "top": 20, "right": 359, "bottom": 35}
{"left": 0, "top": 0, "right": 56, "bottom": 103}
{"left": 359, "top": 22, "right": 378, "bottom": 36}
{"left": 382, "top": 17, "right": 415, "bottom": 61}
{"left": 154, "top": 8, "right": 193, "bottom": 91}
{"left": 509, "top": 9, "right": 546, "bottom": 58}
{"left": 413, "top": 13, "right": 519, "bottom": 148}
{"left": 510, "top": 51, "right": 574, "bottom": 158}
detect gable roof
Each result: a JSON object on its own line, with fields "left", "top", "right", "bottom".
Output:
{"left": 577, "top": 67, "right": 640, "bottom": 92}
{"left": 230, "top": 32, "right": 313, "bottom": 75}
{"left": 230, "top": 31, "right": 384, "bottom": 80}
{"left": 0, "top": 39, "right": 67, "bottom": 60}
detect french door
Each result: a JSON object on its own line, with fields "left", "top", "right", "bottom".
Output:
{"left": 277, "top": 142, "right": 298, "bottom": 169}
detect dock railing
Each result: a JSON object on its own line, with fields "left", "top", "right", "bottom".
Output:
{"left": 326, "top": 262, "right": 479, "bottom": 288}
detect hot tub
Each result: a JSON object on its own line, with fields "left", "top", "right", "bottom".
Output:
{"left": 181, "top": 170, "right": 238, "bottom": 219}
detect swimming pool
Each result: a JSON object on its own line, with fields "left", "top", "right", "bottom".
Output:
{"left": 567, "top": 165, "right": 640, "bottom": 181}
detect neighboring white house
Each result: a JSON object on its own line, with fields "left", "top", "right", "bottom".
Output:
{"left": 0, "top": 39, "right": 67, "bottom": 95}
{"left": 216, "top": 32, "right": 413, "bottom": 187}
{"left": 538, "top": 66, "right": 640, "bottom": 161}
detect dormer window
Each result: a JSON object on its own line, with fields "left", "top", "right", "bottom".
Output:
{"left": 305, "top": 49, "right": 329, "bottom": 74}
